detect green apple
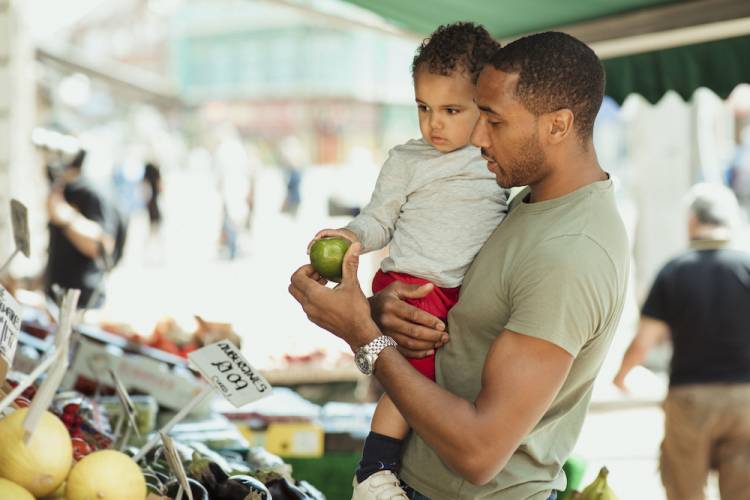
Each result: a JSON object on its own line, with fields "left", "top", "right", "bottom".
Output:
{"left": 310, "top": 237, "right": 351, "bottom": 282}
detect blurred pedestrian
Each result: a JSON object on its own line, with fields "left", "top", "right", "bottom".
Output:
{"left": 142, "top": 161, "right": 165, "bottom": 265}
{"left": 278, "top": 136, "right": 306, "bottom": 216}
{"left": 614, "top": 183, "right": 750, "bottom": 500}
{"left": 143, "top": 162, "right": 163, "bottom": 233}
{"left": 45, "top": 150, "right": 122, "bottom": 308}
{"left": 214, "top": 125, "right": 251, "bottom": 260}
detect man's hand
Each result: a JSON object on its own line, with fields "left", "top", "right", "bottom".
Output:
{"left": 306, "top": 227, "right": 360, "bottom": 254}
{"left": 289, "top": 243, "right": 380, "bottom": 350}
{"left": 370, "top": 281, "right": 449, "bottom": 358}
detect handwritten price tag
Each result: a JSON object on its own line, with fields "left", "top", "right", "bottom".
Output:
{"left": 188, "top": 341, "right": 271, "bottom": 408}
{"left": 0, "top": 285, "right": 21, "bottom": 368}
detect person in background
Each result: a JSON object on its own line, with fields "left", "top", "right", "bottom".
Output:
{"left": 141, "top": 161, "right": 165, "bottom": 265}
{"left": 143, "top": 162, "right": 163, "bottom": 234}
{"left": 614, "top": 183, "right": 750, "bottom": 500}
{"left": 279, "top": 136, "right": 306, "bottom": 217}
{"left": 46, "top": 149, "right": 119, "bottom": 308}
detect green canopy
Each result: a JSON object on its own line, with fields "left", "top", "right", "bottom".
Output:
{"left": 604, "top": 34, "right": 750, "bottom": 103}
{"left": 339, "top": 0, "right": 750, "bottom": 103}
{"left": 340, "top": 0, "right": 681, "bottom": 40}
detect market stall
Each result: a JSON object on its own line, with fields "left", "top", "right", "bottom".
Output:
{"left": 0, "top": 199, "right": 337, "bottom": 499}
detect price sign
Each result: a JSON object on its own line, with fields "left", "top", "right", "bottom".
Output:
{"left": 188, "top": 341, "right": 271, "bottom": 408}
{"left": 0, "top": 285, "right": 21, "bottom": 368}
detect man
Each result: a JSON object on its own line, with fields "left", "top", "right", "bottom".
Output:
{"left": 46, "top": 149, "right": 118, "bottom": 309}
{"left": 290, "top": 32, "right": 629, "bottom": 499}
{"left": 614, "top": 183, "right": 750, "bottom": 500}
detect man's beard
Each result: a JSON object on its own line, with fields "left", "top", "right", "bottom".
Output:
{"left": 497, "top": 132, "right": 547, "bottom": 189}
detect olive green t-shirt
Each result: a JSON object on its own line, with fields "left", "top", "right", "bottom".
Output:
{"left": 400, "top": 179, "right": 629, "bottom": 499}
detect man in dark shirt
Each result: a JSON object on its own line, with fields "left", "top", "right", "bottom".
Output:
{"left": 46, "top": 150, "right": 118, "bottom": 308}
{"left": 614, "top": 182, "right": 750, "bottom": 500}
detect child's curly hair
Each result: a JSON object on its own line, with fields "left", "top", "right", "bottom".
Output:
{"left": 412, "top": 22, "right": 500, "bottom": 83}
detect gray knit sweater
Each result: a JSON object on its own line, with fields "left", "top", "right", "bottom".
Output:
{"left": 346, "top": 139, "right": 508, "bottom": 288}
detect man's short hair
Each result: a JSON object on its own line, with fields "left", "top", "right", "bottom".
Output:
{"left": 412, "top": 22, "right": 500, "bottom": 83}
{"left": 489, "top": 31, "right": 604, "bottom": 139}
{"left": 686, "top": 183, "right": 740, "bottom": 228}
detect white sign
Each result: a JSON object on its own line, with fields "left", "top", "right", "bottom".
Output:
{"left": 0, "top": 285, "right": 21, "bottom": 368}
{"left": 188, "top": 341, "right": 271, "bottom": 408}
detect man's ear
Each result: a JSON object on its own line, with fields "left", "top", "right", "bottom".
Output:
{"left": 545, "top": 109, "right": 575, "bottom": 145}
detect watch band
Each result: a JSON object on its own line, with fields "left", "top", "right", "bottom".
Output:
{"left": 366, "top": 335, "right": 397, "bottom": 356}
{"left": 355, "top": 335, "right": 397, "bottom": 375}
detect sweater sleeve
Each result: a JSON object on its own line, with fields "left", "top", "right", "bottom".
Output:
{"left": 346, "top": 148, "right": 411, "bottom": 253}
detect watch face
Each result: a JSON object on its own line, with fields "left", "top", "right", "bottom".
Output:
{"left": 355, "top": 349, "right": 372, "bottom": 375}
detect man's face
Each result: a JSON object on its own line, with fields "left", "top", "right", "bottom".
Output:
{"left": 471, "top": 67, "right": 548, "bottom": 188}
{"left": 414, "top": 68, "right": 480, "bottom": 153}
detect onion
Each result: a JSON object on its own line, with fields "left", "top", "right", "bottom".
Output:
{"left": 0, "top": 408, "right": 72, "bottom": 496}
{"left": 66, "top": 449, "right": 146, "bottom": 500}
{"left": 0, "top": 477, "right": 34, "bottom": 499}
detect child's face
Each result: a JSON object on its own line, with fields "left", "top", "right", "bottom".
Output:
{"left": 414, "top": 68, "right": 480, "bottom": 153}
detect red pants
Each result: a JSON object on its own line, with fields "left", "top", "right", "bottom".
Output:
{"left": 371, "top": 270, "right": 460, "bottom": 381}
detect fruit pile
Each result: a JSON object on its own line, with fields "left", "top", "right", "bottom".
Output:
{"left": 140, "top": 446, "right": 325, "bottom": 500}
{"left": 0, "top": 406, "right": 145, "bottom": 499}
{"left": 0, "top": 377, "right": 325, "bottom": 499}
{"left": 6, "top": 378, "right": 35, "bottom": 408}
{"left": 57, "top": 401, "right": 113, "bottom": 460}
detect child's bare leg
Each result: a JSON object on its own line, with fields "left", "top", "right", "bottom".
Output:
{"left": 354, "top": 393, "right": 409, "bottom": 484}
{"left": 371, "top": 393, "right": 409, "bottom": 438}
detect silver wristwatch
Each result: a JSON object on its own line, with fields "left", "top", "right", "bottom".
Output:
{"left": 354, "top": 335, "right": 397, "bottom": 375}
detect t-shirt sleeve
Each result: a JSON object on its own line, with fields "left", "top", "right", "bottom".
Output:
{"left": 641, "top": 265, "right": 670, "bottom": 322}
{"left": 345, "top": 148, "right": 411, "bottom": 252}
{"left": 504, "top": 235, "right": 619, "bottom": 357}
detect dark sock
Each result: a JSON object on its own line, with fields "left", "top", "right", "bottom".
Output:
{"left": 355, "top": 431, "right": 404, "bottom": 483}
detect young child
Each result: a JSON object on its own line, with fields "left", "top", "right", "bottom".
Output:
{"left": 309, "top": 23, "right": 508, "bottom": 498}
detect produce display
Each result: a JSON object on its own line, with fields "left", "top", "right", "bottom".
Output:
{"left": 0, "top": 372, "right": 327, "bottom": 500}
{"left": 0, "top": 408, "right": 72, "bottom": 496}
{"left": 139, "top": 443, "right": 324, "bottom": 499}
{"left": 0, "top": 477, "right": 34, "bottom": 499}
{"left": 66, "top": 450, "right": 146, "bottom": 500}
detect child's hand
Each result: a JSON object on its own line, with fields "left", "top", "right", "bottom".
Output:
{"left": 307, "top": 228, "right": 360, "bottom": 254}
